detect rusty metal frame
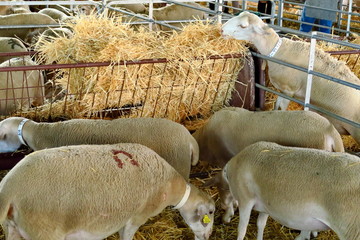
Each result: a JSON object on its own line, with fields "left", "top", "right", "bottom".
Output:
{"left": 0, "top": 51, "right": 255, "bottom": 168}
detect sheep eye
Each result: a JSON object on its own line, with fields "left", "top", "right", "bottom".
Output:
{"left": 239, "top": 24, "right": 246, "bottom": 28}
{"left": 209, "top": 211, "right": 213, "bottom": 214}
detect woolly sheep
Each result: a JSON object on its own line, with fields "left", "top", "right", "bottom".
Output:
{"left": 194, "top": 107, "right": 344, "bottom": 168}
{"left": 0, "top": 2, "right": 30, "bottom": 16}
{"left": 221, "top": 141, "right": 360, "bottom": 240}
{"left": 0, "top": 57, "right": 45, "bottom": 115}
{"left": 114, "top": 8, "right": 160, "bottom": 31}
{"left": 146, "top": 2, "right": 207, "bottom": 31}
{"left": 194, "top": 107, "right": 344, "bottom": 234}
{"left": 0, "top": 117, "right": 199, "bottom": 179}
{"left": 38, "top": 8, "right": 75, "bottom": 22}
{"left": 222, "top": 11, "right": 360, "bottom": 145}
{"left": 0, "top": 143, "right": 215, "bottom": 240}
{"left": 28, "top": 27, "right": 73, "bottom": 45}
{"left": 0, "top": 37, "right": 27, "bottom": 63}
{"left": 0, "top": 13, "right": 58, "bottom": 42}
{"left": 76, "top": 3, "right": 146, "bottom": 15}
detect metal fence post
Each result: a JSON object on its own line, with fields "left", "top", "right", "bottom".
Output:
{"left": 346, "top": 0, "right": 353, "bottom": 37}
{"left": 304, "top": 31, "right": 317, "bottom": 111}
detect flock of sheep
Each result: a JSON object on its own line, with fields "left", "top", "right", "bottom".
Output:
{"left": 0, "top": 2, "right": 359, "bottom": 240}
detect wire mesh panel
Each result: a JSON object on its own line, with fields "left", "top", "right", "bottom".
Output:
{"left": 0, "top": 52, "right": 251, "bottom": 123}
{"left": 328, "top": 49, "right": 360, "bottom": 78}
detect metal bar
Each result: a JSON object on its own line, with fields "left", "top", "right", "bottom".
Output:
{"left": 327, "top": 50, "right": 360, "bottom": 55}
{"left": 0, "top": 54, "right": 245, "bottom": 72}
{"left": 278, "top": 0, "right": 283, "bottom": 27}
{"left": 0, "top": 24, "right": 61, "bottom": 30}
{"left": 304, "top": 32, "right": 316, "bottom": 111}
{"left": 251, "top": 52, "right": 360, "bottom": 90}
{"left": 255, "top": 83, "right": 360, "bottom": 129}
{"left": 346, "top": 0, "right": 353, "bottom": 37}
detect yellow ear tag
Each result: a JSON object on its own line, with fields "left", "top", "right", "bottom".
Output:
{"left": 203, "top": 214, "right": 211, "bottom": 224}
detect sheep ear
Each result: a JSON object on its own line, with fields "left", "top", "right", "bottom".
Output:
{"left": 238, "top": 18, "right": 249, "bottom": 29}
{"left": 196, "top": 204, "right": 208, "bottom": 216}
{"left": 253, "top": 24, "right": 269, "bottom": 35}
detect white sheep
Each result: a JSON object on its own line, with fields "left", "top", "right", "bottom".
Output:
{"left": 0, "top": 37, "right": 28, "bottom": 63}
{"left": 0, "top": 57, "right": 45, "bottom": 115}
{"left": 222, "top": 11, "right": 360, "bottom": 145}
{"left": 0, "top": 117, "right": 199, "bottom": 179}
{"left": 76, "top": 3, "right": 146, "bottom": 15}
{"left": 194, "top": 107, "right": 344, "bottom": 168}
{"left": 0, "top": 143, "right": 215, "bottom": 240}
{"left": 0, "top": 2, "right": 30, "bottom": 16}
{"left": 38, "top": 8, "right": 75, "bottom": 22}
{"left": 221, "top": 141, "right": 360, "bottom": 240}
{"left": 28, "top": 27, "right": 73, "bottom": 45}
{"left": 0, "top": 13, "right": 57, "bottom": 42}
{"left": 194, "top": 107, "right": 344, "bottom": 227}
{"left": 146, "top": 2, "right": 208, "bottom": 31}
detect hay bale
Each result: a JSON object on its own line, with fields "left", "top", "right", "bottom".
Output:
{"left": 28, "top": 15, "right": 248, "bottom": 122}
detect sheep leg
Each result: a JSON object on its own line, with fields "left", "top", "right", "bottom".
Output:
{"left": 118, "top": 221, "right": 140, "bottom": 240}
{"left": 274, "top": 96, "right": 290, "bottom": 110}
{"left": 237, "top": 200, "right": 255, "bottom": 240}
{"left": 256, "top": 212, "right": 269, "bottom": 240}
{"left": 3, "top": 221, "right": 23, "bottom": 240}
{"left": 294, "top": 230, "right": 311, "bottom": 240}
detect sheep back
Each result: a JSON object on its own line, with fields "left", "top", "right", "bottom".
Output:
{"left": 0, "top": 37, "right": 27, "bottom": 63}
{"left": 28, "top": 117, "right": 199, "bottom": 179}
{"left": 193, "top": 108, "right": 344, "bottom": 167}
{"left": 0, "top": 143, "right": 184, "bottom": 236}
{"left": 268, "top": 38, "right": 360, "bottom": 135}
{"left": 0, "top": 13, "right": 57, "bottom": 40}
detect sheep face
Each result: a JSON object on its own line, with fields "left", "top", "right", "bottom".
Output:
{"left": 0, "top": 117, "right": 23, "bottom": 153}
{"left": 178, "top": 187, "right": 215, "bottom": 240}
{"left": 221, "top": 11, "right": 268, "bottom": 41}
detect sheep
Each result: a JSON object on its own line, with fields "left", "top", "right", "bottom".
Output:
{"left": 38, "top": 8, "right": 75, "bottom": 22}
{"left": 0, "top": 117, "right": 199, "bottom": 179}
{"left": 0, "top": 57, "right": 45, "bottom": 115}
{"left": 221, "top": 11, "right": 360, "bottom": 145}
{"left": 0, "top": 143, "right": 215, "bottom": 240}
{"left": 0, "top": 37, "right": 28, "bottom": 63}
{"left": 28, "top": 27, "right": 73, "bottom": 45}
{"left": 221, "top": 141, "right": 360, "bottom": 240}
{"left": 194, "top": 107, "right": 344, "bottom": 227}
{"left": 76, "top": 3, "right": 146, "bottom": 15}
{"left": 109, "top": 3, "right": 147, "bottom": 14}
{"left": 145, "top": 2, "right": 208, "bottom": 31}
{"left": 194, "top": 107, "right": 344, "bottom": 168}
{"left": 0, "top": 13, "right": 58, "bottom": 42}
{"left": 0, "top": 2, "right": 30, "bottom": 16}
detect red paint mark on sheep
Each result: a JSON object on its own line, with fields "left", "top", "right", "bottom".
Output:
{"left": 111, "top": 149, "right": 139, "bottom": 168}
{"left": 113, "top": 155, "right": 124, "bottom": 168}
{"left": 112, "top": 150, "right": 133, "bottom": 159}
{"left": 130, "top": 159, "right": 140, "bottom": 167}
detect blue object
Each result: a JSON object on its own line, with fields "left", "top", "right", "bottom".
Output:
{"left": 299, "top": 6, "right": 333, "bottom": 34}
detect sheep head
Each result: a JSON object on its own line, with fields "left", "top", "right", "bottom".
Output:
{"left": 221, "top": 11, "right": 270, "bottom": 41}
{"left": 177, "top": 184, "right": 215, "bottom": 240}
